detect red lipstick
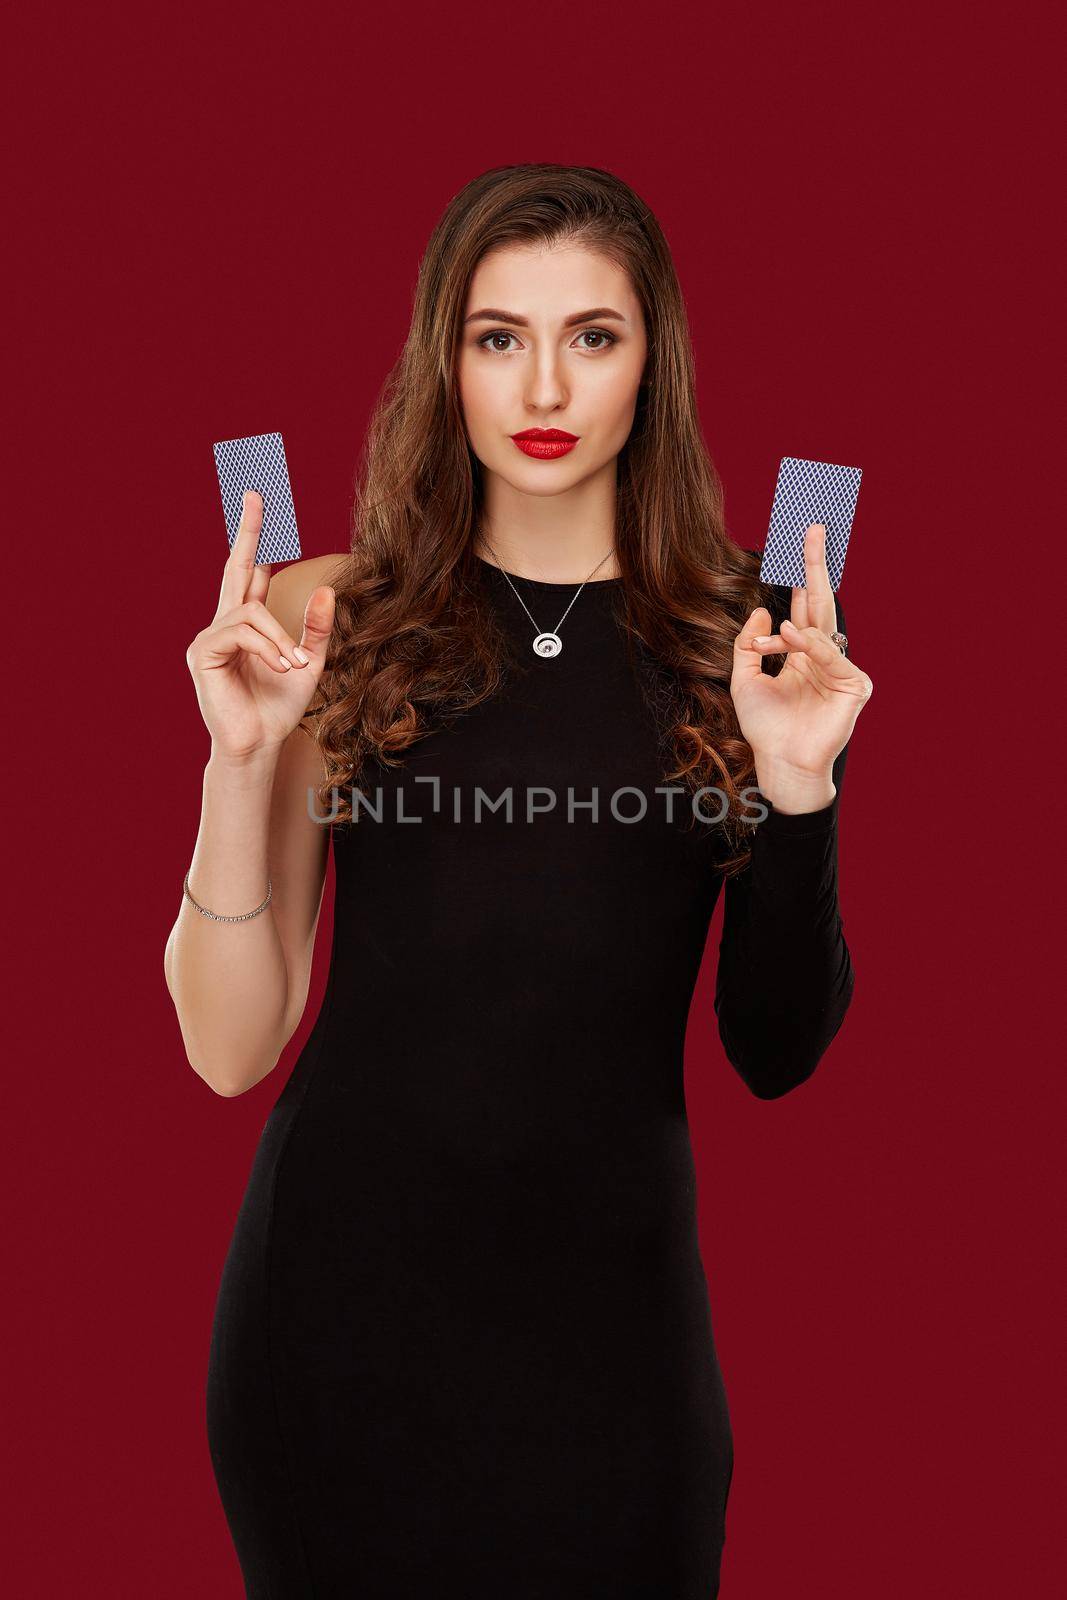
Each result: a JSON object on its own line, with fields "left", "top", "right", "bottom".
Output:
{"left": 510, "top": 428, "right": 579, "bottom": 460}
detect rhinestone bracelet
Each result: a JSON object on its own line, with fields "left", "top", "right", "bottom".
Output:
{"left": 183, "top": 870, "right": 273, "bottom": 923}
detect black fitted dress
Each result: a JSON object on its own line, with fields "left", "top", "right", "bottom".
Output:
{"left": 206, "top": 555, "right": 855, "bottom": 1598}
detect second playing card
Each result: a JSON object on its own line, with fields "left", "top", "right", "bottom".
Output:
{"left": 760, "top": 456, "right": 862, "bottom": 591}
{"left": 212, "top": 431, "right": 302, "bottom": 566}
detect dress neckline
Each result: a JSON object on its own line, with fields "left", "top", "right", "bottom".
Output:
{"left": 474, "top": 554, "right": 622, "bottom": 590}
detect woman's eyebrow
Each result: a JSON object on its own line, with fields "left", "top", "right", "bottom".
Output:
{"left": 463, "top": 306, "right": 628, "bottom": 328}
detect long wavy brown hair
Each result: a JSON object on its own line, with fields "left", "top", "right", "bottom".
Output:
{"left": 307, "top": 162, "right": 787, "bottom": 875}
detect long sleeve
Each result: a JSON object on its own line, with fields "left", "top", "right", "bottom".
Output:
{"left": 713, "top": 590, "right": 855, "bottom": 1099}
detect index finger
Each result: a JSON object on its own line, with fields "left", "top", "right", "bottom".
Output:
{"left": 217, "top": 489, "right": 264, "bottom": 614}
{"left": 798, "top": 523, "right": 838, "bottom": 635}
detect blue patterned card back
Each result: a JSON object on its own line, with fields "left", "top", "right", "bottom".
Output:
{"left": 759, "top": 456, "right": 862, "bottom": 591}
{"left": 212, "top": 431, "right": 302, "bottom": 566}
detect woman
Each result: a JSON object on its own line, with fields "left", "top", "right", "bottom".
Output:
{"left": 166, "top": 163, "right": 872, "bottom": 1598}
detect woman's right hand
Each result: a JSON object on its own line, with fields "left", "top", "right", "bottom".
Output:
{"left": 186, "top": 490, "right": 337, "bottom": 761}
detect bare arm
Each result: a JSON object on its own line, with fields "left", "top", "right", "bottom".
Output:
{"left": 163, "top": 493, "right": 346, "bottom": 1096}
{"left": 163, "top": 709, "right": 331, "bottom": 1097}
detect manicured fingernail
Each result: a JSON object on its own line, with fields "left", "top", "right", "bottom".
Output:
{"left": 753, "top": 635, "right": 769, "bottom": 643}
{"left": 278, "top": 655, "right": 291, "bottom": 669}
{"left": 293, "top": 646, "right": 310, "bottom": 664}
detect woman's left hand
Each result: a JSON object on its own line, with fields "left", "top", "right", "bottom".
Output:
{"left": 731, "top": 524, "right": 874, "bottom": 809}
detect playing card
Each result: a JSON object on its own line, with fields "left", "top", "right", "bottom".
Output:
{"left": 759, "top": 456, "right": 862, "bottom": 591}
{"left": 212, "top": 431, "right": 302, "bottom": 565}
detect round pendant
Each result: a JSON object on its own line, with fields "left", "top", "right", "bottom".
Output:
{"left": 533, "top": 632, "right": 563, "bottom": 658}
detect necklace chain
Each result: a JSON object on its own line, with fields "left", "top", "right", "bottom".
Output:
{"left": 482, "top": 541, "right": 617, "bottom": 659}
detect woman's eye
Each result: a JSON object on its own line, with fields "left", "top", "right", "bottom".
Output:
{"left": 476, "top": 328, "right": 617, "bottom": 354}
{"left": 576, "top": 329, "right": 615, "bottom": 350}
{"left": 479, "top": 330, "right": 520, "bottom": 353}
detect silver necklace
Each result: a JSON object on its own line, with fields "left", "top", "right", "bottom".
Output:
{"left": 482, "top": 542, "right": 617, "bottom": 658}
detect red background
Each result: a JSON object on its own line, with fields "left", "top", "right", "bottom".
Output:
{"left": 6, "top": 2, "right": 1060, "bottom": 1594}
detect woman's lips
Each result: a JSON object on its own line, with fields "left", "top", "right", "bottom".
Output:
{"left": 511, "top": 429, "right": 579, "bottom": 460}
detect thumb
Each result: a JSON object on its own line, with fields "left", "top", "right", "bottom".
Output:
{"left": 731, "top": 606, "right": 774, "bottom": 688}
{"left": 299, "top": 586, "right": 337, "bottom": 662}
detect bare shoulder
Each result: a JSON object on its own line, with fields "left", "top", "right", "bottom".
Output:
{"left": 265, "top": 553, "right": 349, "bottom": 637}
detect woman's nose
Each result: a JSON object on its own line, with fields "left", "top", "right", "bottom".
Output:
{"left": 523, "top": 358, "right": 568, "bottom": 410}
